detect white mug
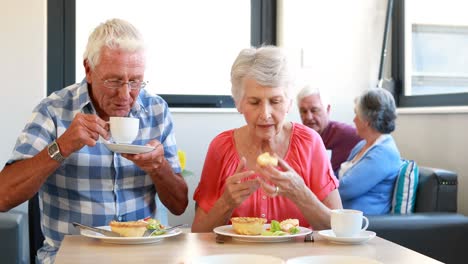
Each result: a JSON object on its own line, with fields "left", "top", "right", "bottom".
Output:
{"left": 330, "top": 209, "right": 369, "bottom": 237}
{"left": 109, "top": 117, "right": 139, "bottom": 144}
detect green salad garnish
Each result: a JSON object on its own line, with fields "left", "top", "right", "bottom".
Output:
{"left": 145, "top": 219, "right": 166, "bottom": 236}
{"left": 289, "top": 226, "right": 299, "bottom": 234}
{"left": 261, "top": 219, "right": 298, "bottom": 236}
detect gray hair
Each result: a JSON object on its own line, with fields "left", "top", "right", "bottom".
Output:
{"left": 83, "top": 18, "right": 145, "bottom": 69}
{"left": 230, "top": 46, "right": 294, "bottom": 103}
{"left": 296, "top": 85, "right": 330, "bottom": 108}
{"left": 356, "top": 88, "right": 397, "bottom": 133}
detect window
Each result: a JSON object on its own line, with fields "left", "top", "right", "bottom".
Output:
{"left": 48, "top": 0, "right": 277, "bottom": 108}
{"left": 395, "top": 0, "right": 468, "bottom": 107}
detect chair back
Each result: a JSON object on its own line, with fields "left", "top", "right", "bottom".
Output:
{"left": 28, "top": 193, "right": 44, "bottom": 264}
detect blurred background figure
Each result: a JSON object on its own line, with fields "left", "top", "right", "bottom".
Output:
{"left": 338, "top": 88, "right": 401, "bottom": 215}
{"left": 297, "top": 85, "right": 361, "bottom": 175}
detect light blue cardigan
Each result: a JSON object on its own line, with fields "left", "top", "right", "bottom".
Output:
{"left": 338, "top": 135, "right": 401, "bottom": 215}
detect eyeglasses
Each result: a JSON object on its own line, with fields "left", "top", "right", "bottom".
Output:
{"left": 101, "top": 79, "right": 148, "bottom": 90}
{"left": 95, "top": 72, "right": 148, "bottom": 90}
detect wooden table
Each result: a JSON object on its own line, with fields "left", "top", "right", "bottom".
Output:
{"left": 55, "top": 229, "right": 441, "bottom": 263}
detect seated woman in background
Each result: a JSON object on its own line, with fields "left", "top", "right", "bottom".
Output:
{"left": 191, "top": 46, "right": 342, "bottom": 232}
{"left": 338, "top": 88, "right": 401, "bottom": 215}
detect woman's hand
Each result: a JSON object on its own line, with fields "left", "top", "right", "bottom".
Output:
{"left": 256, "top": 157, "right": 307, "bottom": 201}
{"left": 220, "top": 157, "right": 259, "bottom": 209}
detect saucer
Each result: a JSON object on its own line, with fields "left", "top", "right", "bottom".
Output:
{"left": 104, "top": 142, "right": 155, "bottom": 154}
{"left": 318, "top": 230, "right": 376, "bottom": 244}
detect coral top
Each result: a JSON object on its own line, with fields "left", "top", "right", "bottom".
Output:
{"left": 193, "top": 123, "right": 339, "bottom": 228}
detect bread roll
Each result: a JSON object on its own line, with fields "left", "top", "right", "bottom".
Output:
{"left": 257, "top": 152, "right": 278, "bottom": 166}
{"left": 231, "top": 217, "right": 267, "bottom": 235}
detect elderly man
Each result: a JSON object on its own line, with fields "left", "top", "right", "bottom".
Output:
{"left": 0, "top": 18, "right": 188, "bottom": 263}
{"left": 297, "top": 85, "right": 361, "bottom": 175}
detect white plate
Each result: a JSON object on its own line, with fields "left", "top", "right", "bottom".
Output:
{"left": 104, "top": 143, "right": 155, "bottom": 154}
{"left": 287, "top": 255, "right": 382, "bottom": 264}
{"left": 318, "top": 230, "right": 376, "bottom": 244}
{"left": 80, "top": 226, "right": 182, "bottom": 244}
{"left": 191, "top": 254, "right": 284, "bottom": 264}
{"left": 213, "top": 224, "right": 312, "bottom": 243}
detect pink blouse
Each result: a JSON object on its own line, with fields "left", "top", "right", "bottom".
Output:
{"left": 193, "top": 123, "right": 338, "bottom": 228}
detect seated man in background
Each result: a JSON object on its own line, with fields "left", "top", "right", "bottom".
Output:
{"left": 0, "top": 18, "right": 188, "bottom": 263}
{"left": 338, "top": 88, "right": 401, "bottom": 215}
{"left": 297, "top": 85, "right": 361, "bottom": 175}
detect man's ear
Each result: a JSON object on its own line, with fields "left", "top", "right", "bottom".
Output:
{"left": 326, "top": 104, "right": 331, "bottom": 115}
{"left": 84, "top": 59, "right": 92, "bottom": 83}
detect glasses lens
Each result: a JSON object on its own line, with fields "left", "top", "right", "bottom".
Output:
{"left": 103, "top": 79, "right": 146, "bottom": 90}
{"left": 104, "top": 80, "right": 123, "bottom": 89}
{"left": 128, "top": 81, "right": 142, "bottom": 90}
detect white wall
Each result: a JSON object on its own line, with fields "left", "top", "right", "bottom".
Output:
{"left": 0, "top": 1, "right": 47, "bottom": 170}
{"left": 279, "top": 0, "right": 388, "bottom": 124}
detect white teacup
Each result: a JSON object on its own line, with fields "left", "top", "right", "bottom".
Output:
{"left": 109, "top": 117, "right": 139, "bottom": 144}
{"left": 330, "top": 209, "right": 369, "bottom": 237}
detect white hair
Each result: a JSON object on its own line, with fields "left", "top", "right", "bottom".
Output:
{"left": 296, "top": 84, "right": 330, "bottom": 108}
{"left": 230, "top": 46, "right": 295, "bottom": 103}
{"left": 83, "top": 18, "right": 145, "bottom": 69}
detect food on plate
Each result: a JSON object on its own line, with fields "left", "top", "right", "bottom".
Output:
{"left": 256, "top": 152, "right": 278, "bottom": 166}
{"left": 109, "top": 218, "right": 165, "bottom": 237}
{"left": 280, "top": 218, "right": 300, "bottom": 233}
{"left": 231, "top": 217, "right": 267, "bottom": 235}
{"left": 109, "top": 220, "right": 148, "bottom": 237}
{"left": 261, "top": 219, "right": 300, "bottom": 236}
{"left": 145, "top": 218, "right": 166, "bottom": 236}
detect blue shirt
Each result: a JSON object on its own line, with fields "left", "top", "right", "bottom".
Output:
{"left": 7, "top": 80, "right": 180, "bottom": 263}
{"left": 338, "top": 135, "right": 401, "bottom": 215}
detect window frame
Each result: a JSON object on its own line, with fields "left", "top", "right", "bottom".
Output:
{"left": 47, "top": 0, "right": 277, "bottom": 108}
{"left": 393, "top": 0, "right": 468, "bottom": 107}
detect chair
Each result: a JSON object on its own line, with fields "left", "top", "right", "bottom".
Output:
{"left": 0, "top": 207, "right": 29, "bottom": 264}
{"left": 368, "top": 166, "right": 468, "bottom": 264}
{"left": 28, "top": 193, "right": 44, "bottom": 264}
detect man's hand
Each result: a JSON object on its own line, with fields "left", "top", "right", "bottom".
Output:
{"left": 122, "top": 139, "right": 189, "bottom": 215}
{"left": 57, "top": 113, "right": 110, "bottom": 157}
{"left": 121, "top": 140, "right": 164, "bottom": 174}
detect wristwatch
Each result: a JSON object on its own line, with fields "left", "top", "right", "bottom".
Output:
{"left": 47, "top": 140, "right": 65, "bottom": 163}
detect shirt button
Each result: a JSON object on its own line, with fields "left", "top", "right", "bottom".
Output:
{"left": 261, "top": 214, "right": 265, "bottom": 217}
{"left": 262, "top": 195, "right": 267, "bottom": 200}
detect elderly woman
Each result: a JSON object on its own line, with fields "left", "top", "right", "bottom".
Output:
{"left": 191, "top": 46, "right": 342, "bottom": 232}
{"left": 338, "top": 88, "right": 401, "bottom": 215}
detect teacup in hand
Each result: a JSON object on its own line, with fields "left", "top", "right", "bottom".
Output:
{"left": 330, "top": 209, "right": 369, "bottom": 237}
{"left": 109, "top": 117, "right": 139, "bottom": 144}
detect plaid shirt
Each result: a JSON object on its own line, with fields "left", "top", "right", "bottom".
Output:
{"left": 8, "top": 80, "right": 181, "bottom": 263}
